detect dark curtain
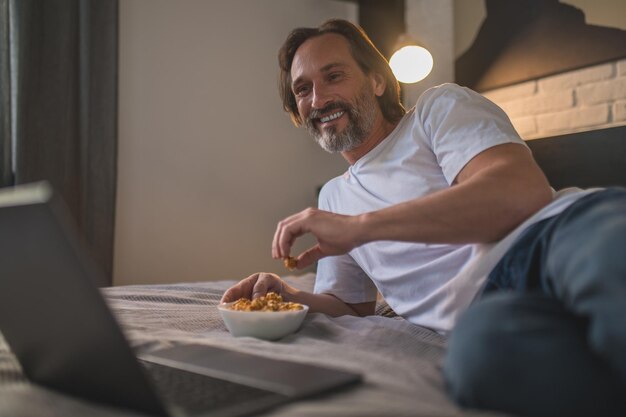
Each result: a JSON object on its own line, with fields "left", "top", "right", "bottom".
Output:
{"left": 1, "top": 0, "right": 118, "bottom": 286}
{"left": 0, "top": 1, "right": 11, "bottom": 186}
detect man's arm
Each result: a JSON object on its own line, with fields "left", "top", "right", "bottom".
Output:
{"left": 220, "top": 272, "right": 375, "bottom": 317}
{"left": 273, "top": 143, "right": 553, "bottom": 267}
{"left": 362, "top": 142, "right": 552, "bottom": 244}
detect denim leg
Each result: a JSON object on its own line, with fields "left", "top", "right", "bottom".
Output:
{"left": 444, "top": 292, "right": 625, "bottom": 417}
{"left": 543, "top": 188, "right": 626, "bottom": 383}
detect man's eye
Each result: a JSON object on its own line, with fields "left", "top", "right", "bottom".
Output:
{"left": 328, "top": 72, "right": 343, "bottom": 81}
{"left": 294, "top": 86, "right": 310, "bottom": 97}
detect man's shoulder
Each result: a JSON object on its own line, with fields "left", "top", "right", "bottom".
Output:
{"left": 319, "top": 174, "right": 345, "bottom": 194}
{"left": 413, "top": 83, "right": 500, "bottom": 131}
{"left": 415, "top": 83, "right": 479, "bottom": 109}
{"left": 317, "top": 174, "right": 347, "bottom": 209}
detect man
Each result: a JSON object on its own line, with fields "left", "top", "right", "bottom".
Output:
{"left": 221, "top": 19, "right": 626, "bottom": 417}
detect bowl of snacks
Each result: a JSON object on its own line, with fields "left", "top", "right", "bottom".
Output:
{"left": 217, "top": 292, "right": 309, "bottom": 340}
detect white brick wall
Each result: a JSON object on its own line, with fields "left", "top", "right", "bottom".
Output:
{"left": 536, "top": 104, "right": 610, "bottom": 133}
{"left": 482, "top": 58, "right": 626, "bottom": 140}
{"left": 538, "top": 63, "right": 614, "bottom": 92}
{"left": 497, "top": 90, "right": 574, "bottom": 118}
{"left": 614, "top": 100, "right": 626, "bottom": 122}
{"left": 577, "top": 77, "right": 626, "bottom": 105}
{"left": 618, "top": 60, "right": 626, "bottom": 77}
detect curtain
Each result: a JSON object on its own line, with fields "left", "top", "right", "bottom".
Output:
{"left": 0, "top": 0, "right": 11, "bottom": 186}
{"left": 1, "top": 0, "right": 118, "bottom": 286}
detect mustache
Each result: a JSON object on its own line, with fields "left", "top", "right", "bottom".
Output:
{"left": 307, "top": 101, "right": 351, "bottom": 122}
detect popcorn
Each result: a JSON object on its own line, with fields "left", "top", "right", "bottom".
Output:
{"left": 283, "top": 257, "right": 297, "bottom": 271}
{"left": 229, "top": 292, "right": 303, "bottom": 312}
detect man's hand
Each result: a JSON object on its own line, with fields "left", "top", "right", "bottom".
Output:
{"left": 272, "top": 208, "right": 364, "bottom": 269}
{"left": 221, "top": 272, "right": 375, "bottom": 317}
{"left": 220, "top": 272, "right": 296, "bottom": 304}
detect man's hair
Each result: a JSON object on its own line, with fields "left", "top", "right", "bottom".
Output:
{"left": 278, "top": 19, "right": 406, "bottom": 126}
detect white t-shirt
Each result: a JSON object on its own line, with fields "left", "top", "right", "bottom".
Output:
{"left": 314, "top": 83, "right": 596, "bottom": 333}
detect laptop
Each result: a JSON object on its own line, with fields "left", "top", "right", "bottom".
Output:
{"left": 0, "top": 182, "right": 361, "bottom": 417}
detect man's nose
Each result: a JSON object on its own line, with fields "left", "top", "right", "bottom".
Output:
{"left": 311, "top": 85, "right": 332, "bottom": 110}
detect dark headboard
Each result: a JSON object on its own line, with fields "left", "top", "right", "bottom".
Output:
{"left": 526, "top": 125, "right": 626, "bottom": 189}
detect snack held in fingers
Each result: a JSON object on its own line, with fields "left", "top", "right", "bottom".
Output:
{"left": 284, "top": 256, "right": 297, "bottom": 271}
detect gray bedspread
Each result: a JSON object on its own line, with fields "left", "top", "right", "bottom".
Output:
{"left": 0, "top": 274, "right": 506, "bottom": 417}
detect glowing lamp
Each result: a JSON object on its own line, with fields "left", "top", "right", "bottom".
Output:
{"left": 389, "top": 38, "right": 433, "bottom": 84}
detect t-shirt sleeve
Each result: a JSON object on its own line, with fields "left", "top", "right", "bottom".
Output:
{"left": 417, "top": 83, "right": 528, "bottom": 185}
{"left": 313, "top": 181, "right": 378, "bottom": 304}
{"left": 314, "top": 254, "right": 378, "bottom": 304}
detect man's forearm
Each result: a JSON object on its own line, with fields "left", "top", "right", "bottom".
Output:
{"left": 359, "top": 146, "right": 552, "bottom": 245}
{"left": 283, "top": 287, "right": 368, "bottom": 317}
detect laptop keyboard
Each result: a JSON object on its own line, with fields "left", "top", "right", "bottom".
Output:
{"left": 140, "top": 359, "right": 285, "bottom": 415}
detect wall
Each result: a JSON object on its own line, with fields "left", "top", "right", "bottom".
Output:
{"left": 403, "top": 0, "right": 455, "bottom": 107}
{"left": 454, "top": 0, "right": 626, "bottom": 59}
{"left": 115, "top": 0, "right": 357, "bottom": 285}
{"left": 455, "top": 0, "right": 626, "bottom": 139}
{"left": 482, "top": 59, "right": 626, "bottom": 139}
{"left": 118, "top": 0, "right": 622, "bottom": 286}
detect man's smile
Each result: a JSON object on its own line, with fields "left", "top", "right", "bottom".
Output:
{"left": 319, "top": 110, "right": 345, "bottom": 123}
{"left": 316, "top": 110, "right": 346, "bottom": 130}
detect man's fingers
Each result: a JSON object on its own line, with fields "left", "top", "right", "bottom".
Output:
{"left": 274, "top": 217, "right": 296, "bottom": 260}
{"left": 220, "top": 288, "right": 236, "bottom": 303}
{"left": 220, "top": 273, "right": 260, "bottom": 303}
{"left": 273, "top": 208, "right": 356, "bottom": 267}
{"left": 220, "top": 273, "right": 285, "bottom": 304}
{"left": 252, "top": 273, "right": 283, "bottom": 299}
{"left": 272, "top": 208, "right": 316, "bottom": 260}
{"left": 297, "top": 245, "right": 326, "bottom": 269}
{"left": 251, "top": 280, "right": 268, "bottom": 300}
{"left": 272, "top": 221, "right": 284, "bottom": 259}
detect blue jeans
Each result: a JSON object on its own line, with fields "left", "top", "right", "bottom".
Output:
{"left": 443, "top": 188, "right": 626, "bottom": 417}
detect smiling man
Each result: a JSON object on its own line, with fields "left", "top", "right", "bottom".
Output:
{"left": 285, "top": 28, "right": 401, "bottom": 161}
{"left": 221, "top": 19, "right": 626, "bottom": 417}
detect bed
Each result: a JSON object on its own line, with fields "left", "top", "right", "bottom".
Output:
{"left": 0, "top": 125, "right": 625, "bottom": 417}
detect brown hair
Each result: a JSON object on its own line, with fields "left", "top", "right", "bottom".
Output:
{"left": 278, "top": 19, "right": 405, "bottom": 126}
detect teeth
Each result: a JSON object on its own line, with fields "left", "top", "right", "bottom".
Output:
{"left": 320, "top": 111, "right": 344, "bottom": 123}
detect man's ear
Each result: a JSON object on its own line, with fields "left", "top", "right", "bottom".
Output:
{"left": 370, "top": 72, "right": 386, "bottom": 97}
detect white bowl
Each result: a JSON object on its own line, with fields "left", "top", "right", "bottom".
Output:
{"left": 217, "top": 302, "right": 309, "bottom": 340}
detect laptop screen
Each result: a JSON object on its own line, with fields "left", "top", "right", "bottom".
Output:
{"left": 0, "top": 182, "right": 167, "bottom": 416}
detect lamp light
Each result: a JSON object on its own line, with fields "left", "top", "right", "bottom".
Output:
{"left": 389, "top": 35, "right": 433, "bottom": 84}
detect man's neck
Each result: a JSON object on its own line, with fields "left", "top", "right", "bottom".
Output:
{"left": 341, "top": 116, "right": 399, "bottom": 165}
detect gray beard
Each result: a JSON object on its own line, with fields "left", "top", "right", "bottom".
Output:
{"left": 305, "top": 85, "right": 378, "bottom": 153}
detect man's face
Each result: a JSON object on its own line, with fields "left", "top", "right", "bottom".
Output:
{"left": 290, "top": 33, "right": 382, "bottom": 153}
